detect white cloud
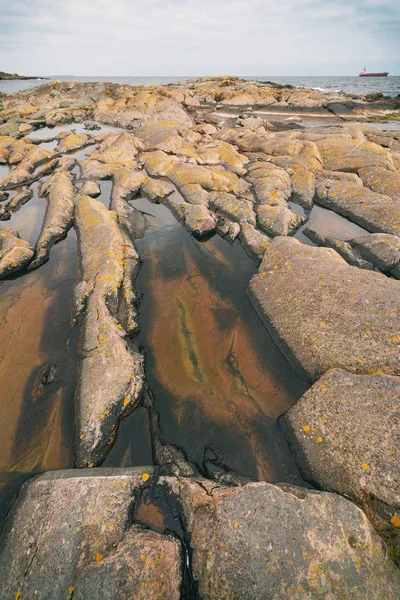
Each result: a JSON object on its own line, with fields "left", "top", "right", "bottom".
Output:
{"left": 0, "top": 0, "right": 398, "bottom": 75}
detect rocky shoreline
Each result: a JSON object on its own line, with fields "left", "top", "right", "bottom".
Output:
{"left": 0, "top": 71, "right": 46, "bottom": 81}
{"left": 0, "top": 76, "right": 399, "bottom": 598}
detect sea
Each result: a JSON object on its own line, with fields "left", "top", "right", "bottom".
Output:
{"left": 1, "top": 75, "right": 399, "bottom": 97}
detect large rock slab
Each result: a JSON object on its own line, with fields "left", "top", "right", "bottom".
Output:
{"left": 73, "top": 193, "right": 144, "bottom": 467}
{"left": 315, "top": 134, "right": 394, "bottom": 172}
{"left": 0, "top": 226, "right": 34, "bottom": 278}
{"left": 280, "top": 369, "right": 400, "bottom": 518}
{"left": 248, "top": 237, "right": 400, "bottom": 381}
{"left": 315, "top": 177, "right": 400, "bottom": 236}
{"left": 162, "top": 476, "right": 400, "bottom": 599}
{"left": 0, "top": 468, "right": 182, "bottom": 600}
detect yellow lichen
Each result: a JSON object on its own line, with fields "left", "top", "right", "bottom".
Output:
{"left": 303, "top": 425, "right": 310, "bottom": 432}
{"left": 361, "top": 463, "right": 369, "bottom": 470}
{"left": 142, "top": 472, "right": 150, "bottom": 482}
{"left": 95, "top": 553, "right": 103, "bottom": 562}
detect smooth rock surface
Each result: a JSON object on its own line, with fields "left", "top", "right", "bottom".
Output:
{"left": 281, "top": 369, "right": 400, "bottom": 516}
{"left": 162, "top": 476, "right": 400, "bottom": 600}
{"left": 248, "top": 237, "right": 400, "bottom": 381}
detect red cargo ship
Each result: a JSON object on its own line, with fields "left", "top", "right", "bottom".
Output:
{"left": 359, "top": 67, "right": 389, "bottom": 77}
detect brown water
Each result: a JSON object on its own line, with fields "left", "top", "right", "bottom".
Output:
{"left": 0, "top": 230, "right": 78, "bottom": 526}
{"left": 107, "top": 198, "right": 308, "bottom": 483}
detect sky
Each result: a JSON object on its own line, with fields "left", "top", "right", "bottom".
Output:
{"left": 0, "top": 0, "right": 399, "bottom": 76}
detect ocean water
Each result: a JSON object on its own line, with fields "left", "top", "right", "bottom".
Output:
{"left": 1, "top": 75, "right": 399, "bottom": 97}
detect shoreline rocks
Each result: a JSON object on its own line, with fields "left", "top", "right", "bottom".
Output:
{"left": 0, "top": 468, "right": 184, "bottom": 600}
{"left": 161, "top": 476, "right": 400, "bottom": 599}
{"left": 280, "top": 369, "right": 400, "bottom": 522}
{"left": 73, "top": 193, "right": 145, "bottom": 468}
{"left": 248, "top": 237, "right": 400, "bottom": 382}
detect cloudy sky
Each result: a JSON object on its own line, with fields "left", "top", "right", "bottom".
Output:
{"left": 1, "top": 0, "right": 399, "bottom": 76}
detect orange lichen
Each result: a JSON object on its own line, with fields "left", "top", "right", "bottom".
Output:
{"left": 142, "top": 472, "right": 150, "bottom": 482}
{"left": 390, "top": 515, "right": 400, "bottom": 527}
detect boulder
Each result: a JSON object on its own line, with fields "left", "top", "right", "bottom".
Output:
{"left": 281, "top": 369, "right": 400, "bottom": 521}
{"left": 215, "top": 216, "right": 240, "bottom": 242}
{"left": 256, "top": 202, "right": 304, "bottom": 237}
{"left": 80, "top": 180, "right": 101, "bottom": 197}
{"left": 72, "top": 193, "right": 144, "bottom": 467}
{"left": 0, "top": 467, "right": 182, "bottom": 600}
{"left": 182, "top": 203, "right": 216, "bottom": 238}
{"left": 161, "top": 476, "right": 400, "bottom": 599}
{"left": 349, "top": 233, "right": 400, "bottom": 275}
{"left": 248, "top": 237, "right": 400, "bottom": 381}
{"left": 0, "top": 226, "right": 34, "bottom": 278}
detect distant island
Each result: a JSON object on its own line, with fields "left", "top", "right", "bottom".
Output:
{"left": 0, "top": 71, "right": 47, "bottom": 81}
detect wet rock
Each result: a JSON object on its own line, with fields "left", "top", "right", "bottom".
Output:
{"left": 303, "top": 227, "right": 374, "bottom": 270}
{"left": 239, "top": 220, "right": 270, "bottom": 263}
{"left": 248, "top": 237, "right": 400, "bottom": 381}
{"left": 29, "top": 170, "right": 75, "bottom": 269}
{"left": 315, "top": 176, "right": 400, "bottom": 236}
{"left": 0, "top": 186, "right": 33, "bottom": 220}
{"left": 358, "top": 165, "right": 400, "bottom": 202}
{"left": 349, "top": 233, "right": 400, "bottom": 275}
{"left": 73, "top": 193, "right": 144, "bottom": 467}
{"left": 0, "top": 226, "right": 34, "bottom": 278}
{"left": 256, "top": 202, "right": 304, "bottom": 237}
{"left": 80, "top": 180, "right": 101, "bottom": 197}
{"left": 281, "top": 369, "right": 400, "bottom": 518}
{"left": 74, "top": 527, "right": 182, "bottom": 600}
{"left": 0, "top": 467, "right": 161, "bottom": 599}
{"left": 162, "top": 476, "right": 400, "bottom": 599}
